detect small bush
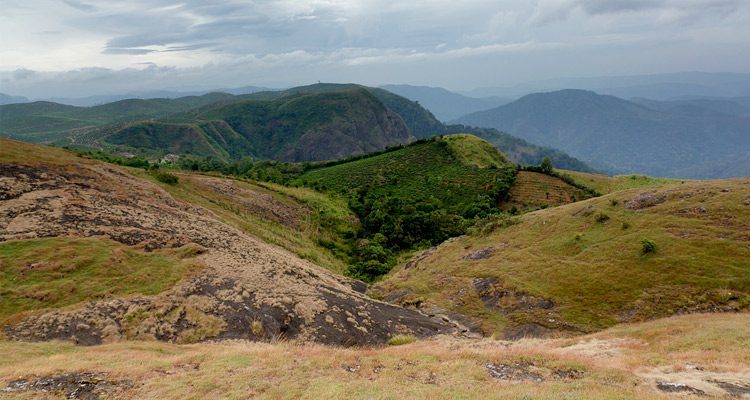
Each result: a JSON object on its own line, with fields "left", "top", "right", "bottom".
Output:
{"left": 251, "top": 320, "right": 264, "bottom": 337}
{"left": 621, "top": 220, "right": 631, "bottom": 230}
{"left": 641, "top": 239, "right": 657, "bottom": 254}
{"left": 154, "top": 171, "right": 179, "bottom": 185}
{"left": 367, "top": 290, "right": 384, "bottom": 301}
{"left": 387, "top": 334, "right": 417, "bottom": 346}
{"left": 400, "top": 295, "right": 425, "bottom": 308}
{"left": 610, "top": 198, "right": 620, "bottom": 206}
{"left": 469, "top": 213, "right": 518, "bottom": 236}
{"left": 595, "top": 212, "right": 610, "bottom": 223}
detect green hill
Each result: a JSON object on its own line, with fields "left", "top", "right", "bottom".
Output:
{"left": 297, "top": 135, "right": 517, "bottom": 277}
{"left": 299, "top": 135, "right": 514, "bottom": 216}
{"left": 0, "top": 93, "right": 238, "bottom": 147}
{"left": 1, "top": 84, "right": 598, "bottom": 173}
{"left": 377, "top": 177, "right": 750, "bottom": 337}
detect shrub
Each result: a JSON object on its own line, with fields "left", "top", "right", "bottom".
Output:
{"left": 367, "top": 290, "right": 384, "bottom": 301}
{"left": 251, "top": 320, "right": 264, "bottom": 337}
{"left": 621, "top": 220, "right": 631, "bottom": 230}
{"left": 387, "top": 334, "right": 417, "bottom": 346}
{"left": 595, "top": 212, "right": 610, "bottom": 223}
{"left": 610, "top": 198, "right": 620, "bottom": 206}
{"left": 468, "top": 213, "right": 518, "bottom": 236}
{"left": 641, "top": 239, "right": 657, "bottom": 254}
{"left": 154, "top": 171, "right": 179, "bottom": 185}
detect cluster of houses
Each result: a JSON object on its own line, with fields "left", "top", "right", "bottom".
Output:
{"left": 112, "top": 151, "right": 180, "bottom": 165}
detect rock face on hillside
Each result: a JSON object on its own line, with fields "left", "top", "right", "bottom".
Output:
{"left": 102, "top": 88, "right": 416, "bottom": 163}
{"left": 281, "top": 106, "right": 413, "bottom": 162}
{"left": 0, "top": 160, "right": 452, "bottom": 345}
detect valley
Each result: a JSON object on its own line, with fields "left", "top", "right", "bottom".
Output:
{"left": 1, "top": 135, "right": 748, "bottom": 399}
{"left": 4, "top": 0, "right": 750, "bottom": 397}
{"left": 1, "top": 84, "right": 749, "bottom": 399}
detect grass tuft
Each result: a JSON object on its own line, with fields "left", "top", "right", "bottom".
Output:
{"left": 640, "top": 239, "right": 657, "bottom": 255}
{"left": 251, "top": 320, "right": 265, "bottom": 337}
{"left": 387, "top": 334, "right": 417, "bottom": 346}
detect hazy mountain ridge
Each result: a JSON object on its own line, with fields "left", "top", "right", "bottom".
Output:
{"left": 631, "top": 97, "right": 750, "bottom": 117}
{"left": 379, "top": 84, "right": 512, "bottom": 121}
{"left": 461, "top": 72, "right": 750, "bottom": 100}
{"left": 455, "top": 89, "right": 750, "bottom": 179}
{"left": 0, "top": 93, "right": 30, "bottom": 105}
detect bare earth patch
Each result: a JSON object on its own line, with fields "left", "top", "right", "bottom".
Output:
{"left": 3, "top": 372, "right": 131, "bottom": 399}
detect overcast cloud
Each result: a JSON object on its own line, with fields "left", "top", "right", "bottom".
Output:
{"left": 1, "top": 0, "right": 748, "bottom": 98}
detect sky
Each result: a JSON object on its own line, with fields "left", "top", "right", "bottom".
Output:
{"left": 1, "top": 0, "right": 749, "bottom": 98}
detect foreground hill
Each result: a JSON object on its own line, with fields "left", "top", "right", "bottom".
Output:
{"left": 0, "top": 139, "right": 455, "bottom": 346}
{"left": 455, "top": 89, "right": 750, "bottom": 179}
{"left": 377, "top": 177, "right": 750, "bottom": 338}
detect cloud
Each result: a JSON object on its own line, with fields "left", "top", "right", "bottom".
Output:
{"left": 530, "top": 0, "right": 743, "bottom": 25}
{"left": 1, "top": 0, "right": 748, "bottom": 96}
{"left": 12, "top": 68, "right": 38, "bottom": 80}
{"left": 102, "top": 48, "right": 157, "bottom": 55}
{"left": 61, "top": 0, "right": 97, "bottom": 12}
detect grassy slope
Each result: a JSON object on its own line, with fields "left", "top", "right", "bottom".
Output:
{"left": 299, "top": 136, "right": 514, "bottom": 209}
{"left": 0, "top": 313, "right": 747, "bottom": 399}
{"left": 556, "top": 169, "right": 685, "bottom": 195}
{"left": 441, "top": 133, "right": 509, "bottom": 168}
{"left": 0, "top": 138, "right": 357, "bottom": 332}
{"left": 0, "top": 94, "right": 238, "bottom": 147}
{"left": 383, "top": 178, "right": 750, "bottom": 333}
{"left": 0, "top": 238, "right": 204, "bottom": 324}
{"left": 138, "top": 170, "right": 358, "bottom": 274}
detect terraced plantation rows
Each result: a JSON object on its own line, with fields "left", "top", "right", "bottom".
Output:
{"left": 300, "top": 137, "right": 515, "bottom": 210}
{"left": 503, "top": 171, "right": 594, "bottom": 211}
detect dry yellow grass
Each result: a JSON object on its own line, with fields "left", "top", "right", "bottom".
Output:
{"left": 555, "top": 169, "right": 685, "bottom": 195}
{"left": 1, "top": 313, "right": 747, "bottom": 399}
{"left": 383, "top": 178, "right": 750, "bottom": 335}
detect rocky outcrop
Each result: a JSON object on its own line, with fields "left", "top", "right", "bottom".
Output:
{"left": 0, "top": 160, "right": 452, "bottom": 345}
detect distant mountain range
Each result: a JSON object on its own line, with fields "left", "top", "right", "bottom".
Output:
{"left": 455, "top": 89, "right": 750, "bottom": 179}
{"left": 460, "top": 72, "right": 750, "bottom": 100}
{"left": 379, "top": 85, "right": 512, "bottom": 122}
{"left": 630, "top": 97, "right": 750, "bottom": 117}
{"left": 0, "top": 86, "right": 272, "bottom": 107}
{"left": 0, "top": 93, "right": 29, "bottom": 105}
{"left": 0, "top": 84, "right": 597, "bottom": 172}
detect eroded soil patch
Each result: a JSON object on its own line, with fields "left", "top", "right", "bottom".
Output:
{"left": 3, "top": 372, "right": 131, "bottom": 399}
{"left": 483, "top": 361, "right": 584, "bottom": 382}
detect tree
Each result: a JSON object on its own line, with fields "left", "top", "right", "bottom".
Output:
{"left": 540, "top": 156, "right": 553, "bottom": 173}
